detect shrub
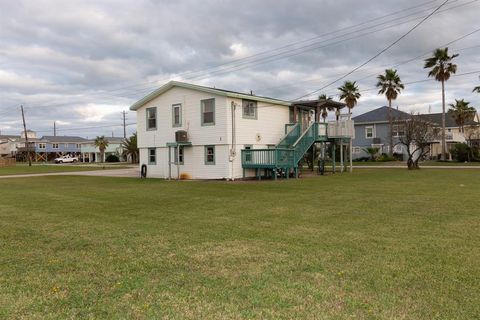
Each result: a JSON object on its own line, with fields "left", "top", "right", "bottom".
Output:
{"left": 377, "top": 153, "right": 396, "bottom": 162}
{"left": 105, "top": 154, "right": 120, "bottom": 162}
{"left": 451, "top": 143, "right": 470, "bottom": 162}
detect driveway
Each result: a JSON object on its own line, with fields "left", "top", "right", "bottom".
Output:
{"left": 0, "top": 168, "right": 139, "bottom": 179}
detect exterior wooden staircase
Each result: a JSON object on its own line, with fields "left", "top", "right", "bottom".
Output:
{"left": 241, "top": 122, "right": 329, "bottom": 178}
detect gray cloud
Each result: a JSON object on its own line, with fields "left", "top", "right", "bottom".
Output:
{"left": 0, "top": 0, "right": 479, "bottom": 137}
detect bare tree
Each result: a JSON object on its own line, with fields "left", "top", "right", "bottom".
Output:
{"left": 397, "top": 114, "right": 440, "bottom": 170}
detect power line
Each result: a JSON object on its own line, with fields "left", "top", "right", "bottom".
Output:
{"left": 294, "top": 0, "right": 451, "bottom": 100}
{"left": 79, "top": 0, "right": 443, "bottom": 96}
{"left": 91, "top": 0, "right": 477, "bottom": 101}
{"left": 257, "top": 28, "right": 480, "bottom": 93}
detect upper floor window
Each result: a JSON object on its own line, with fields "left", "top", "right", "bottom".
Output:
{"left": 146, "top": 107, "right": 157, "bottom": 130}
{"left": 52, "top": 143, "right": 59, "bottom": 149}
{"left": 201, "top": 98, "right": 215, "bottom": 126}
{"left": 393, "top": 125, "right": 405, "bottom": 137}
{"left": 38, "top": 143, "right": 46, "bottom": 149}
{"left": 64, "top": 143, "right": 69, "bottom": 148}
{"left": 76, "top": 144, "right": 81, "bottom": 148}
{"left": 365, "top": 126, "right": 374, "bottom": 139}
{"left": 242, "top": 99, "right": 257, "bottom": 119}
{"left": 172, "top": 104, "right": 182, "bottom": 127}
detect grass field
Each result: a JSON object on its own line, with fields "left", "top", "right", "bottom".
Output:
{"left": 1, "top": 170, "right": 479, "bottom": 319}
{"left": 0, "top": 164, "right": 127, "bottom": 176}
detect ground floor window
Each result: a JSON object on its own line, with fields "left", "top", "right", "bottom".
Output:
{"left": 148, "top": 148, "right": 156, "bottom": 164}
{"left": 352, "top": 147, "right": 361, "bottom": 154}
{"left": 205, "top": 145, "right": 215, "bottom": 165}
{"left": 175, "top": 146, "right": 184, "bottom": 164}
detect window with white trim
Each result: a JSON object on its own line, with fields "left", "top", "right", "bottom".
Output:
{"left": 38, "top": 143, "right": 46, "bottom": 149}
{"left": 365, "top": 126, "right": 374, "bottom": 139}
{"left": 352, "top": 147, "right": 361, "bottom": 154}
{"left": 52, "top": 143, "right": 59, "bottom": 149}
{"left": 393, "top": 124, "right": 405, "bottom": 137}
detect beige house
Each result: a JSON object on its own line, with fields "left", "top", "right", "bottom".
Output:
{"left": 418, "top": 112, "right": 480, "bottom": 159}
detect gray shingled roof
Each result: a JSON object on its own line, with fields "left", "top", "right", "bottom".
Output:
{"left": 40, "top": 136, "right": 87, "bottom": 143}
{"left": 352, "top": 106, "right": 410, "bottom": 123}
{"left": 0, "top": 135, "right": 20, "bottom": 140}
{"left": 417, "top": 113, "right": 478, "bottom": 127}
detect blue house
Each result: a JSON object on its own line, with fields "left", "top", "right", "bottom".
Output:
{"left": 34, "top": 136, "right": 87, "bottom": 161}
{"left": 352, "top": 106, "right": 410, "bottom": 160}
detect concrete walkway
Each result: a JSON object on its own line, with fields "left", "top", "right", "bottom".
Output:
{"left": 0, "top": 168, "right": 140, "bottom": 179}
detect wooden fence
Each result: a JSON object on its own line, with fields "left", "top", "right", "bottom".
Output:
{"left": 0, "top": 158, "right": 16, "bottom": 167}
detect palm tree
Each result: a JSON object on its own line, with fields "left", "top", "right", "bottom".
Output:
{"left": 338, "top": 81, "right": 361, "bottom": 114}
{"left": 448, "top": 99, "right": 476, "bottom": 134}
{"left": 424, "top": 47, "right": 458, "bottom": 160}
{"left": 122, "top": 132, "right": 139, "bottom": 163}
{"left": 94, "top": 136, "right": 109, "bottom": 163}
{"left": 376, "top": 69, "right": 404, "bottom": 157}
{"left": 318, "top": 94, "right": 334, "bottom": 122}
{"left": 473, "top": 77, "right": 480, "bottom": 93}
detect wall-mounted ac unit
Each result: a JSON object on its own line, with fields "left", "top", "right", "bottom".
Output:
{"left": 175, "top": 130, "right": 188, "bottom": 142}
{"left": 373, "top": 137, "right": 381, "bottom": 144}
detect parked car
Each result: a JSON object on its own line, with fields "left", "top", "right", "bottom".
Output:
{"left": 54, "top": 155, "right": 79, "bottom": 163}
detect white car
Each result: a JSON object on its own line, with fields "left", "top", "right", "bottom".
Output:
{"left": 54, "top": 155, "right": 79, "bottom": 164}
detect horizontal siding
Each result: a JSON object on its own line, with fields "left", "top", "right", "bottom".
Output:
{"left": 136, "top": 86, "right": 291, "bottom": 179}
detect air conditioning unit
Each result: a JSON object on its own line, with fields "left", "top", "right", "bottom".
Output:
{"left": 373, "top": 137, "right": 381, "bottom": 144}
{"left": 175, "top": 130, "right": 188, "bottom": 142}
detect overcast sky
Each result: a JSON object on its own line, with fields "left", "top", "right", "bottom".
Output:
{"left": 0, "top": 0, "right": 479, "bottom": 137}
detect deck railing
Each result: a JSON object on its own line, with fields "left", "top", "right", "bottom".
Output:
{"left": 241, "top": 148, "right": 294, "bottom": 168}
{"left": 241, "top": 121, "right": 351, "bottom": 170}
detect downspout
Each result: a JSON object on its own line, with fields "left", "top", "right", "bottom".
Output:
{"left": 230, "top": 101, "right": 237, "bottom": 180}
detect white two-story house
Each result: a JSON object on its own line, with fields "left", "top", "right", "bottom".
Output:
{"left": 131, "top": 81, "right": 353, "bottom": 180}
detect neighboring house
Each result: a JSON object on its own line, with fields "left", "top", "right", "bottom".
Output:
{"left": 352, "top": 106, "right": 480, "bottom": 160}
{"left": 130, "top": 81, "right": 354, "bottom": 179}
{"left": 417, "top": 113, "right": 480, "bottom": 159}
{"left": 352, "top": 106, "right": 410, "bottom": 160}
{"left": 80, "top": 137, "right": 125, "bottom": 162}
{"left": 34, "top": 136, "right": 87, "bottom": 161}
{"left": 0, "top": 135, "right": 21, "bottom": 157}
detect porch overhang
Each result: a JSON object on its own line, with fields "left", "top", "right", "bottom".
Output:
{"left": 166, "top": 142, "right": 192, "bottom": 147}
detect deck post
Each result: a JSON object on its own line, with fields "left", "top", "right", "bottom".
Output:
{"left": 273, "top": 169, "right": 277, "bottom": 180}
{"left": 332, "top": 142, "right": 336, "bottom": 173}
{"left": 243, "top": 168, "right": 245, "bottom": 178}
{"left": 349, "top": 138, "right": 353, "bottom": 173}
{"left": 168, "top": 146, "right": 172, "bottom": 180}
{"left": 340, "top": 140, "right": 344, "bottom": 173}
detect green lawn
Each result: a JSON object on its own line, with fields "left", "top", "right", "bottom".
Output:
{"left": 0, "top": 164, "right": 127, "bottom": 176}
{"left": 1, "top": 170, "right": 479, "bottom": 319}
{"left": 350, "top": 160, "right": 480, "bottom": 167}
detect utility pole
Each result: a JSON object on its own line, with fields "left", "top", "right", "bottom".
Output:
{"left": 54, "top": 121, "right": 56, "bottom": 136}
{"left": 121, "top": 110, "right": 127, "bottom": 139}
{"left": 20, "top": 105, "right": 32, "bottom": 166}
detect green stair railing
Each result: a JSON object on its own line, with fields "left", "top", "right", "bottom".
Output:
{"left": 241, "top": 122, "right": 329, "bottom": 171}
{"left": 277, "top": 123, "right": 301, "bottom": 149}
